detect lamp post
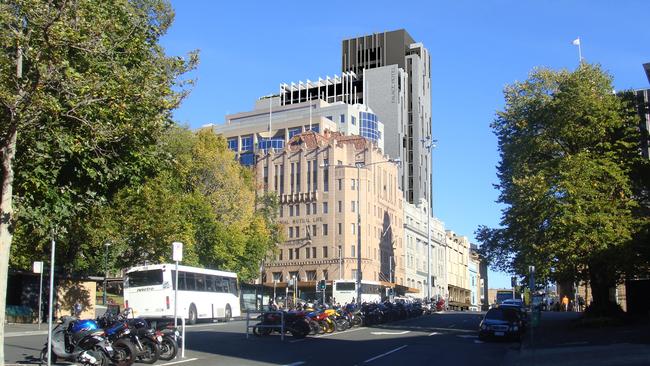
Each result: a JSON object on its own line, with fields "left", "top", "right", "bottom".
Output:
{"left": 103, "top": 242, "right": 111, "bottom": 305}
{"left": 322, "top": 157, "right": 400, "bottom": 304}
{"left": 421, "top": 137, "right": 437, "bottom": 302}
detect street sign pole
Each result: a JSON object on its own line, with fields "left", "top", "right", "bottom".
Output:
{"left": 33, "top": 261, "right": 43, "bottom": 330}
{"left": 172, "top": 242, "right": 183, "bottom": 328}
{"left": 47, "top": 238, "right": 56, "bottom": 366}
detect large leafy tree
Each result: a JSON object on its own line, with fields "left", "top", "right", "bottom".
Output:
{"left": 83, "top": 127, "right": 282, "bottom": 282}
{"left": 477, "top": 64, "right": 647, "bottom": 315}
{"left": 0, "top": 0, "right": 195, "bottom": 357}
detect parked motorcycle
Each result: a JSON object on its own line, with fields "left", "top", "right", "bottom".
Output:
{"left": 98, "top": 308, "right": 160, "bottom": 364}
{"left": 40, "top": 316, "right": 116, "bottom": 366}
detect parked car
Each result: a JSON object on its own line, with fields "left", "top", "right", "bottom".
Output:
{"left": 498, "top": 303, "right": 528, "bottom": 330}
{"left": 478, "top": 307, "right": 524, "bottom": 341}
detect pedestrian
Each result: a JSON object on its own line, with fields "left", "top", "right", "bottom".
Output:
{"left": 562, "top": 295, "right": 569, "bottom": 312}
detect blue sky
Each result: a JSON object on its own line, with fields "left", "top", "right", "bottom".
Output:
{"left": 161, "top": 0, "right": 650, "bottom": 288}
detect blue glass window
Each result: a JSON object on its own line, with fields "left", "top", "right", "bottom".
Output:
{"left": 241, "top": 136, "right": 253, "bottom": 151}
{"left": 326, "top": 116, "right": 333, "bottom": 121}
{"left": 306, "top": 124, "right": 319, "bottom": 133}
{"left": 239, "top": 152, "right": 255, "bottom": 166}
{"left": 351, "top": 116, "right": 356, "bottom": 125}
{"left": 340, "top": 114, "right": 345, "bottom": 123}
{"left": 288, "top": 127, "right": 302, "bottom": 139}
{"left": 227, "top": 138, "right": 238, "bottom": 152}
{"left": 258, "top": 138, "right": 285, "bottom": 152}
{"left": 360, "top": 112, "right": 380, "bottom": 143}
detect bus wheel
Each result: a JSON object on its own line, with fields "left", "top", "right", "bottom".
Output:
{"left": 188, "top": 304, "right": 197, "bottom": 325}
{"left": 224, "top": 304, "right": 232, "bottom": 322}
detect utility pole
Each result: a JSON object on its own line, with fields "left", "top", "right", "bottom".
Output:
{"left": 421, "top": 137, "right": 437, "bottom": 302}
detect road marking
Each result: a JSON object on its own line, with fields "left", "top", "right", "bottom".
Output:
{"left": 457, "top": 335, "right": 478, "bottom": 339}
{"left": 5, "top": 330, "right": 47, "bottom": 338}
{"left": 426, "top": 327, "right": 474, "bottom": 334}
{"left": 428, "top": 332, "right": 440, "bottom": 336}
{"left": 284, "top": 362, "right": 305, "bottom": 366}
{"left": 370, "top": 330, "right": 410, "bottom": 335}
{"left": 363, "top": 345, "right": 408, "bottom": 363}
{"left": 158, "top": 358, "right": 199, "bottom": 366}
{"left": 289, "top": 327, "right": 365, "bottom": 343}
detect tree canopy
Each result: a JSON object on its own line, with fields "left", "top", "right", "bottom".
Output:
{"left": 477, "top": 64, "right": 649, "bottom": 314}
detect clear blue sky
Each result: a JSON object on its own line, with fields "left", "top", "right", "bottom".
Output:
{"left": 161, "top": 0, "right": 650, "bottom": 289}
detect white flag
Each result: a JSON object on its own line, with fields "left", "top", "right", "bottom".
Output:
{"left": 572, "top": 38, "right": 580, "bottom": 46}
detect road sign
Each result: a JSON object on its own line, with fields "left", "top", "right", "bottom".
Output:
{"left": 33, "top": 261, "right": 43, "bottom": 274}
{"left": 172, "top": 241, "right": 183, "bottom": 262}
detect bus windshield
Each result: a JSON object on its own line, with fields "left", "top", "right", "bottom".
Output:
{"left": 125, "top": 269, "right": 163, "bottom": 288}
{"left": 336, "top": 282, "right": 355, "bottom": 291}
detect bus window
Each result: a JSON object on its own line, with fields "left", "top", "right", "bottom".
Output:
{"left": 336, "top": 282, "right": 355, "bottom": 291}
{"left": 229, "top": 278, "right": 238, "bottom": 295}
{"left": 206, "top": 275, "right": 215, "bottom": 292}
{"left": 125, "top": 270, "right": 163, "bottom": 288}
{"left": 221, "top": 277, "right": 230, "bottom": 294}
{"left": 195, "top": 274, "right": 206, "bottom": 291}
{"left": 185, "top": 272, "right": 196, "bottom": 291}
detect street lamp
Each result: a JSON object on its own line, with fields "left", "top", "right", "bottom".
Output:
{"left": 103, "top": 241, "right": 111, "bottom": 305}
{"left": 421, "top": 136, "right": 437, "bottom": 302}
{"left": 322, "top": 157, "right": 401, "bottom": 304}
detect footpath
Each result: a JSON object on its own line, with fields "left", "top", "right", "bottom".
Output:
{"left": 503, "top": 311, "right": 650, "bottom": 366}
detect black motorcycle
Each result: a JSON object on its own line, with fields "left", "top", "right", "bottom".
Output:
{"left": 40, "top": 316, "right": 115, "bottom": 366}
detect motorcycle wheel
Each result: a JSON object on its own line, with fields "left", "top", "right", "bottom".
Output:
{"left": 137, "top": 338, "right": 160, "bottom": 364}
{"left": 91, "top": 346, "right": 110, "bottom": 366}
{"left": 335, "top": 319, "right": 349, "bottom": 332}
{"left": 352, "top": 316, "right": 362, "bottom": 327}
{"left": 289, "top": 321, "right": 310, "bottom": 339}
{"left": 308, "top": 320, "right": 320, "bottom": 335}
{"left": 158, "top": 336, "right": 178, "bottom": 361}
{"left": 40, "top": 347, "right": 58, "bottom": 364}
{"left": 253, "top": 324, "right": 272, "bottom": 337}
{"left": 111, "top": 338, "right": 137, "bottom": 366}
{"left": 324, "top": 320, "right": 335, "bottom": 333}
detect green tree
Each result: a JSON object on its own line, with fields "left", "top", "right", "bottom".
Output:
{"left": 0, "top": 0, "right": 195, "bottom": 357}
{"left": 84, "top": 127, "right": 281, "bottom": 282}
{"left": 477, "top": 64, "right": 646, "bottom": 315}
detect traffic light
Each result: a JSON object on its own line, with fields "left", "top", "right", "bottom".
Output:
{"left": 318, "top": 280, "right": 327, "bottom": 291}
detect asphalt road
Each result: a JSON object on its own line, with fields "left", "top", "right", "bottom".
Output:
{"left": 5, "top": 311, "right": 521, "bottom": 366}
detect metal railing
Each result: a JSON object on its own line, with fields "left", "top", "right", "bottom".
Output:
{"left": 245, "top": 310, "right": 286, "bottom": 341}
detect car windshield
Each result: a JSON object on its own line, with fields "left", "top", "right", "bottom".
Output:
{"left": 485, "top": 308, "right": 519, "bottom": 321}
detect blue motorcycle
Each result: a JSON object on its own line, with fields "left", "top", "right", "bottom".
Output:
{"left": 40, "top": 316, "right": 113, "bottom": 366}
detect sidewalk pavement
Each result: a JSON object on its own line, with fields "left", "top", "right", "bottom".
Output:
{"left": 503, "top": 311, "right": 650, "bottom": 366}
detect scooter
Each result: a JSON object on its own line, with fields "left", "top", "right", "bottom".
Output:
{"left": 40, "top": 316, "right": 113, "bottom": 366}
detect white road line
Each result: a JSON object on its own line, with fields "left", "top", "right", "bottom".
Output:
{"left": 158, "top": 357, "right": 199, "bottom": 366}
{"left": 289, "top": 327, "right": 365, "bottom": 342}
{"left": 428, "top": 332, "right": 440, "bottom": 336}
{"left": 426, "top": 327, "right": 475, "bottom": 334}
{"left": 284, "top": 362, "right": 306, "bottom": 366}
{"left": 370, "top": 330, "right": 410, "bottom": 335}
{"left": 5, "top": 330, "right": 47, "bottom": 338}
{"left": 363, "top": 345, "right": 408, "bottom": 363}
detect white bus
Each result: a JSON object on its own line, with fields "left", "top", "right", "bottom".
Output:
{"left": 123, "top": 264, "right": 241, "bottom": 324}
{"left": 333, "top": 280, "right": 382, "bottom": 304}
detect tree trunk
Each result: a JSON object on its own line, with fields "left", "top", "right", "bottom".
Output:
{"left": 588, "top": 263, "right": 620, "bottom": 317}
{"left": 0, "top": 124, "right": 18, "bottom": 366}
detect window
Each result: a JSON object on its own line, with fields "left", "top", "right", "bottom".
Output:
{"left": 295, "top": 248, "right": 300, "bottom": 259}
{"left": 338, "top": 179, "right": 342, "bottom": 190}
{"left": 340, "top": 114, "right": 345, "bottom": 123}
{"left": 279, "top": 206, "right": 283, "bottom": 218}
{"left": 323, "top": 202, "right": 329, "bottom": 214}
{"left": 351, "top": 200, "right": 356, "bottom": 213}
{"left": 337, "top": 160, "right": 343, "bottom": 165}
{"left": 338, "top": 201, "right": 342, "bottom": 213}
{"left": 312, "top": 247, "right": 316, "bottom": 258}
{"left": 295, "top": 226, "right": 300, "bottom": 237}
{"left": 338, "top": 223, "right": 342, "bottom": 235}
{"left": 278, "top": 249, "right": 283, "bottom": 261}
{"left": 289, "top": 249, "right": 294, "bottom": 260}
{"left": 351, "top": 246, "right": 356, "bottom": 257}
{"left": 323, "top": 160, "right": 329, "bottom": 191}
{"left": 326, "top": 115, "right": 333, "bottom": 121}
{"left": 351, "top": 223, "right": 356, "bottom": 235}
{"left": 289, "top": 205, "right": 294, "bottom": 216}
{"left": 306, "top": 270, "right": 317, "bottom": 281}
{"left": 323, "top": 269, "right": 328, "bottom": 280}
{"left": 311, "top": 202, "right": 316, "bottom": 214}
{"left": 289, "top": 271, "right": 300, "bottom": 282}
{"left": 288, "top": 127, "right": 301, "bottom": 139}
{"left": 241, "top": 136, "right": 253, "bottom": 151}
{"left": 306, "top": 248, "right": 311, "bottom": 258}
{"left": 227, "top": 138, "right": 238, "bottom": 151}
{"left": 323, "top": 246, "right": 328, "bottom": 258}
{"left": 351, "top": 116, "right": 356, "bottom": 125}
{"left": 273, "top": 272, "right": 283, "bottom": 282}
{"left": 306, "top": 204, "right": 311, "bottom": 215}
{"left": 323, "top": 224, "right": 328, "bottom": 236}
{"left": 295, "top": 204, "right": 300, "bottom": 216}
{"left": 289, "top": 227, "right": 293, "bottom": 238}
{"left": 351, "top": 179, "right": 356, "bottom": 190}
{"left": 312, "top": 224, "right": 317, "bottom": 237}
